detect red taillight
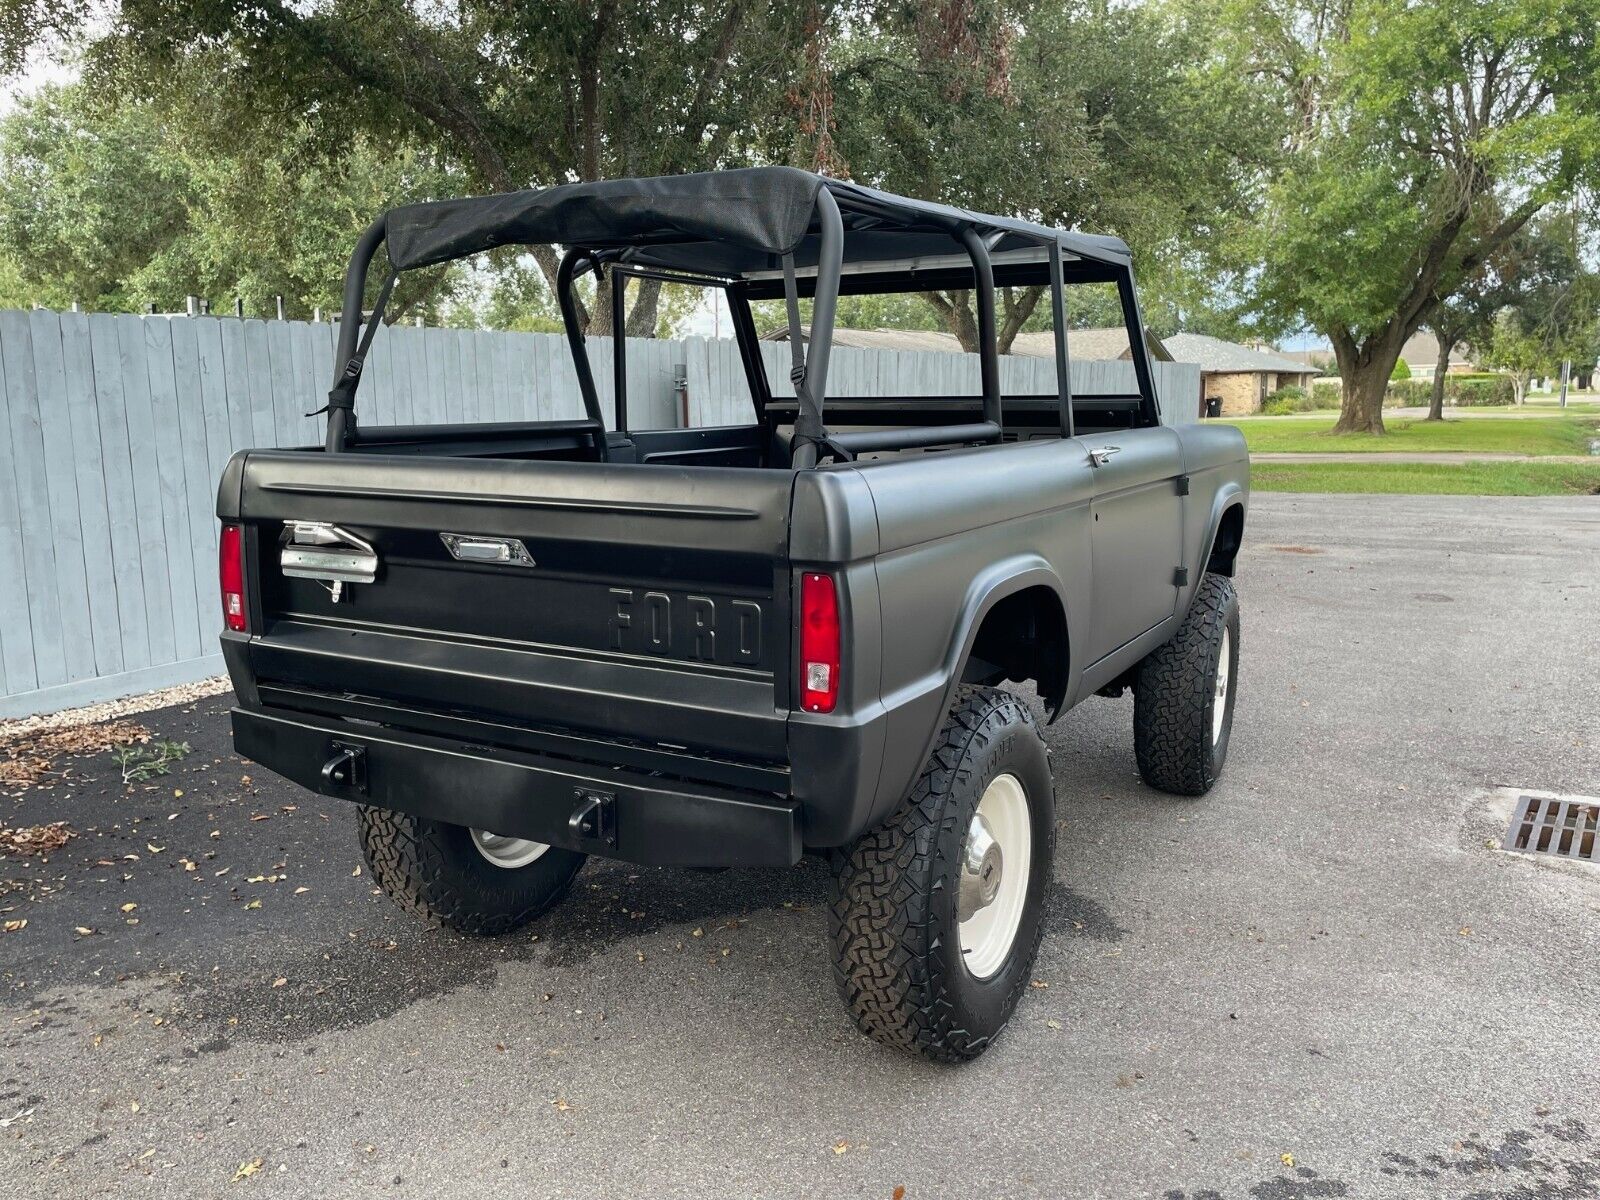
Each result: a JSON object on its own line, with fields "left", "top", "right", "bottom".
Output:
{"left": 799, "top": 572, "right": 840, "bottom": 714}
{"left": 219, "top": 523, "right": 248, "bottom": 633}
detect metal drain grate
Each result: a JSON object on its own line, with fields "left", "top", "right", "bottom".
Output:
{"left": 1502, "top": 794, "right": 1600, "bottom": 862}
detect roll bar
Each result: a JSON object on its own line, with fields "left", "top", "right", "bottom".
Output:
{"left": 323, "top": 182, "right": 1024, "bottom": 460}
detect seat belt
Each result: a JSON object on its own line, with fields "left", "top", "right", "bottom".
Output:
{"left": 309, "top": 267, "right": 400, "bottom": 432}
{"left": 782, "top": 253, "right": 848, "bottom": 462}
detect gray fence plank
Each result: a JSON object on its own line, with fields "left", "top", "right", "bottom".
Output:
{"left": 26, "top": 309, "right": 95, "bottom": 683}
{"left": 89, "top": 314, "right": 149, "bottom": 672}
{"left": 0, "top": 311, "right": 67, "bottom": 688}
{"left": 144, "top": 317, "right": 203, "bottom": 663}
{"left": 170, "top": 317, "right": 218, "bottom": 654}
{"left": 116, "top": 314, "right": 177, "bottom": 667}
{"left": 60, "top": 313, "right": 122, "bottom": 677}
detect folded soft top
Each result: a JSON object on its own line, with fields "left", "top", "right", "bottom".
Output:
{"left": 381, "top": 166, "right": 1131, "bottom": 277}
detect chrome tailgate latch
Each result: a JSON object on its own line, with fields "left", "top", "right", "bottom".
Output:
{"left": 280, "top": 521, "right": 378, "bottom": 603}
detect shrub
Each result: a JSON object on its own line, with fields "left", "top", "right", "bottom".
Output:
{"left": 1261, "top": 384, "right": 1332, "bottom": 414}
{"left": 1390, "top": 358, "right": 1412, "bottom": 381}
{"left": 1449, "top": 376, "right": 1514, "bottom": 406}
{"left": 1383, "top": 379, "right": 1432, "bottom": 407}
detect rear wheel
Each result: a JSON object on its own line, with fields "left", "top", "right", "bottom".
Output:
{"left": 828, "top": 686, "right": 1055, "bottom": 1062}
{"left": 1133, "top": 572, "right": 1240, "bottom": 796}
{"left": 357, "top": 807, "right": 586, "bottom": 935}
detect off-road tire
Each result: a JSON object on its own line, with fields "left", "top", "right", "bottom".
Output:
{"left": 356, "top": 808, "right": 586, "bottom": 936}
{"left": 1133, "top": 572, "right": 1240, "bottom": 796}
{"left": 828, "top": 686, "right": 1055, "bottom": 1062}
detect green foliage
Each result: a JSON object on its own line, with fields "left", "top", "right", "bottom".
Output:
{"left": 1260, "top": 385, "right": 1331, "bottom": 414}
{"left": 1251, "top": 460, "right": 1600, "bottom": 495}
{"left": 1213, "top": 0, "right": 1600, "bottom": 423}
{"left": 113, "top": 740, "right": 190, "bottom": 784}
{"left": 1389, "top": 358, "right": 1411, "bottom": 381}
{"left": 0, "top": 80, "right": 461, "bottom": 318}
{"left": 1384, "top": 375, "right": 1516, "bottom": 407}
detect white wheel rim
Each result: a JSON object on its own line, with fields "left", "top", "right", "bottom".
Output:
{"left": 1212, "top": 628, "right": 1232, "bottom": 745}
{"left": 470, "top": 829, "right": 551, "bottom": 869}
{"left": 958, "top": 773, "right": 1032, "bottom": 980}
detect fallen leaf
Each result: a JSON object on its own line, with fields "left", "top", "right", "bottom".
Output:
{"left": 1458, "top": 926, "right": 1472, "bottom": 936}
{"left": 129, "top": 1100, "right": 140, "bottom": 1113}
{"left": 173, "top": 789, "right": 184, "bottom": 798}
{"left": 120, "top": 902, "right": 137, "bottom": 913}
{"left": 0, "top": 821, "right": 77, "bottom": 857}
{"left": 351, "top": 865, "right": 362, "bottom": 877}
{"left": 146, "top": 842, "right": 164, "bottom": 854}
{"left": 245, "top": 900, "right": 262, "bottom": 910}
{"left": 893, "top": 1189, "right": 906, "bottom": 1200}
{"left": 2, "top": 919, "right": 26, "bottom": 933}
{"left": 1045, "top": 1019, "right": 1062, "bottom": 1031}
{"left": 551, "top": 1097, "right": 572, "bottom": 1113}
{"left": 231, "top": 1157, "right": 264, "bottom": 1182}
{"left": 74, "top": 926, "right": 94, "bottom": 936}
{"left": 1281, "top": 1152, "right": 1295, "bottom": 1168}
{"left": 294, "top": 887, "right": 309, "bottom": 895}
{"left": 832, "top": 1141, "right": 849, "bottom": 1155}
{"left": 1030, "top": 979, "right": 1049, "bottom": 989}
{"left": 691, "top": 927, "right": 704, "bottom": 938}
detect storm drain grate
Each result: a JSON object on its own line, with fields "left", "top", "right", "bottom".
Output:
{"left": 1502, "top": 794, "right": 1600, "bottom": 862}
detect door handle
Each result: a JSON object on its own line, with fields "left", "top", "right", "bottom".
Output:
{"left": 1088, "top": 445, "right": 1121, "bottom": 467}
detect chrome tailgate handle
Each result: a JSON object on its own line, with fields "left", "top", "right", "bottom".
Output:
{"left": 439, "top": 532, "right": 536, "bottom": 566}
{"left": 1088, "top": 445, "right": 1122, "bottom": 467}
{"left": 280, "top": 522, "right": 378, "bottom": 597}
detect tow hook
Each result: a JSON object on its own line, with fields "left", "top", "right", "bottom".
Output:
{"left": 568, "top": 789, "right": 617, "bottom": 849}
{"left": 321, "top": 743, "right": 367, "bottom": 793}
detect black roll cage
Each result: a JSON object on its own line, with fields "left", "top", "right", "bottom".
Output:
{"left": 323, "top": 185, "right": 1162, "bottom": 459}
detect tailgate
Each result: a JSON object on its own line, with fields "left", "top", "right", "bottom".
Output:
{"left": 221, "top": 451, "right": 793, "bottom": 768}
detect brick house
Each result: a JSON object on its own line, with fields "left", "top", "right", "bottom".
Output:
{"left": 1160, "top": 333, "right": 1320, "bottom": 416}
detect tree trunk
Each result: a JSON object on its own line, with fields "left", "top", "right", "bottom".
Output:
{"left": 1427, "top": 334, "right": 1452, "bottom": 421}
{"left": 1329, "top": 324, "right": 1410, "bottom": 434}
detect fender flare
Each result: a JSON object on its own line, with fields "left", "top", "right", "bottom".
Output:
{"left": 1199, "top": 484, "right": 1247, "bottom": 579}
{"left": 929, "top": 554, "right": 1071, "bottom": 732}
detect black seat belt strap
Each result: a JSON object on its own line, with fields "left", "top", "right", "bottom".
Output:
{"left": 309, "top": 267, "right": 399, "bottom": 422}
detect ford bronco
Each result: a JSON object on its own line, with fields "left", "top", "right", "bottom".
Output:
{"left": 218, "top": 168, "right": 1248, "bottom": 1060}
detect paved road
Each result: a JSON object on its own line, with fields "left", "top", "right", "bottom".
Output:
{"left": 3, "top": 493, "right": 1598, "bottom": 1199}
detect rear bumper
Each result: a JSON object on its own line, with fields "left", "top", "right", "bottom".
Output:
{"left": 231, "top": 706, "right": 801, "bottom": 869}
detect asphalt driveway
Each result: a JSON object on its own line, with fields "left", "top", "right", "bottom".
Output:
{"left": 2, "top": 492, "right": 1597, "bottom": 1199}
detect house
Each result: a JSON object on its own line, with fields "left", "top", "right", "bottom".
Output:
{"left": 1399, "top": 331, "right": 1476, "bottom": 380}
{"left": 1286, "top": 333, "right": 1478, "bottom": 381}
{"left": 1159, "top": 333, "right": 1320, "bottom": 416}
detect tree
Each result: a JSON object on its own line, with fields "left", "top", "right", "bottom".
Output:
{"left": 0, "top": 1, "right": 852, "bottom": 336}
{"left": 0, "top": 79, "right": 462, "bottom": 318}
{"left": 824, "top": 0, "right": 1269, "bottom": 351}
{"left": 1220, "top": 0, "right": 1600, "bottom": 432}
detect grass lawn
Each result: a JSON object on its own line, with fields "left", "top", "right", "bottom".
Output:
{"left": 1252, "top": 460, "right": 1600, "bottom": 496}
{"left": 1226, "top": 413, "right": 1599, "bottom": 455}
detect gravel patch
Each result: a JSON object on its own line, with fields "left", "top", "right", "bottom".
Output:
{"left": 0, "top": 676, "right": 230, "bottom": 739}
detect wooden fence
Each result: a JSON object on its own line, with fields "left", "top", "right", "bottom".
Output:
{"left": 0, "top": 310, "right": 1197, "bottom": 717}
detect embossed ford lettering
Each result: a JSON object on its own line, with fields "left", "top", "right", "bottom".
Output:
{"left": 608, "top": 588, "right": 762, "bottom": 664}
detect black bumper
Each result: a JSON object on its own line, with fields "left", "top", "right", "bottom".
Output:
{"left": 231, "top": 707, "right": 801, "bottom": 869}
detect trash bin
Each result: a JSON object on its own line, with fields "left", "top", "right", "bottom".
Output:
{"left": 1205, "top": 396, "right": 1222, "bottom": 419}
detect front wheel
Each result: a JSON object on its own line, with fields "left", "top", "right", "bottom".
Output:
{"left": 828, "top": 686, "right": 1056, "bottom": 1062}
{"left": 357, "top": 807, "right": 586, "bottom": 936}
{"left": 1133, "top": 572, "right": 1240, "bottom": 796}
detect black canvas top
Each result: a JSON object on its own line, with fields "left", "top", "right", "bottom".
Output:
{"left": 382, "top": 167, "right": 1131, "bottom": 277}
